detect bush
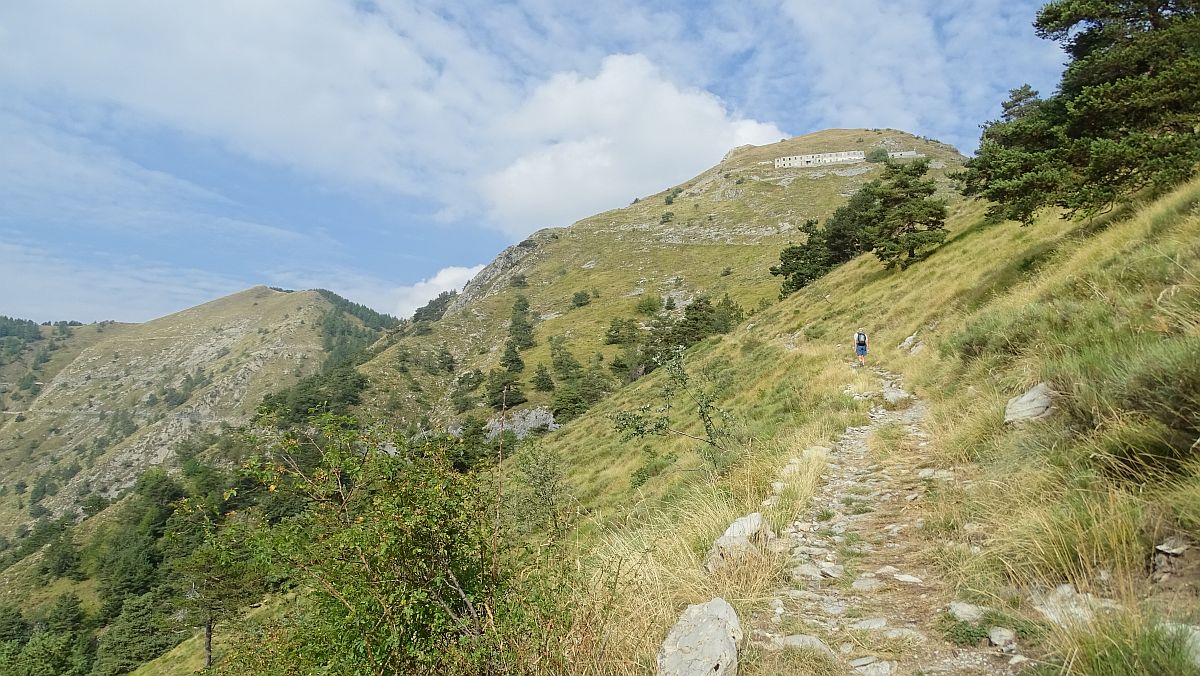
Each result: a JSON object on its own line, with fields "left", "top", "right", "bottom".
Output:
{"left": 570, "top": 291, "right": 591, "bottom": 308}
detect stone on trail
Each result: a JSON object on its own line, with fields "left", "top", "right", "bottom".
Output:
{"left": 883, "top": 628, "right": 926, "bottom": 642}
{"left": 1156, "top": 536, "right": 1190, "bottom": 556}
{"left": 882, "top": 387, "right": 911, "bottom": 405}
{"left": 771, "top": 634, "right": 836, "bottom": 658}
{"left": 856, "top": 660, "right": 896, "bottom": 675}
{"left": 792, "top": 563, "right": 824, "bottom": 581}
{"left": 819, "top": 562, "right": 845, "bottom": 578}
{"left": 948, "top": 601, "right": 986, "bottom": 623}
{"left": 893, "top": 573, "right": 923, "bottom": 584}
{"left": 656, "top": 597, "right": 742, "bottom": 676}
{"left": 850, "top": 617, "right": 888, "bottom": 630}
{"left": 852, "top": 577, "right": 885, "bottom": 592}
{"left": 1004, "top": 382, "right": 1056, "bottom": 424}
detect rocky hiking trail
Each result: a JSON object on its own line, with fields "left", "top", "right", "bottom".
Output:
{"left": 743, "top": 367, "right": 1024, "bottom": 674}
{"left": 659, "top": 368, "right": 1034, "bottom": 675}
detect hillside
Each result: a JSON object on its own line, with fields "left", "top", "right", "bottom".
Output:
{"left": 0, "top": 286, "right": 341, "bottom": 537}
{"left": 114, "top": 122, "right": 1194, "bottom": 674}
{"left": 359, "top": 128, "right": 965, "bottom": 428}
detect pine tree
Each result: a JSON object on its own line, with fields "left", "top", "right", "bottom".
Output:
{"left": 91, "top": 594, "right": 178, "bottom": 676}
{"left": 500, "top": 340, "right": 525, "bottom": 373}
{"left": 866, "top": 160, "right": 947, "bottom": 269}
{"left": 485, "top": 369, "right": 526, "bottom": 410}
{"left": 532, "top": 364, "right": 555, "bottom": 392}
{"left": 509, "top": 296, "right": 535, "bottom": 350}
{"left": 960, "top": 0, "right": 1200, "bottom": 222}
{"left": 549, "top": 337, "right": 583, "bottom": 382}
{"left": 46, "top": 593, "right": 85, "bottom": 635}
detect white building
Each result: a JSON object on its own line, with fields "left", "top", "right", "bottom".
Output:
{"left": 774, "top": 150, "right": 865, "bottom": 169}
{"left": 887, "top": 150, "right": 923, "bottom": 159}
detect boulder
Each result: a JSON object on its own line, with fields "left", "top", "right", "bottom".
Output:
{"left": 657, "top": 598, "right": 742, "bottom": 676}
{"left": 1161, "top": 623, "right": 1200, "bottom": 668}
{"left": 704, "top": 513, "right": 775, "bottom": 573}
{"left": 1031, "top": 584, "right": 1120, "bottom": 627}
{"left": 1004, "top": 383, "right": 1056, "bottom": 424}
{"left": 898, "top": 332, "right": 919, "bottom": 351}
{"left": 883, "top": 387, "right": 912, "bottom": 405}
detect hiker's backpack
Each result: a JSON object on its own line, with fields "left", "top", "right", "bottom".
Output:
{"left": 856, "top": 332, "right": 867, "bottom": 346}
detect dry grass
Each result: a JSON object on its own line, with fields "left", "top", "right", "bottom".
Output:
{"left": 568, "top": 438, "right": 829, "bottom": 673}
{"left": 739, "top": 645, "right": 840, "bottom": 676}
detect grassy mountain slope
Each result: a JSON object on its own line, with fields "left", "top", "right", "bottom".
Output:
{"left": 531, "top": 178, "right": 1200, "bottom": 671}
{"left": 0, "top": 286, "right": 333, "bottom": 537}
{"left": 131, "top": 137, "right": 1196, "bottom": 674}
{"left": 359, "top": 128, "right": 964, "bottom": 426}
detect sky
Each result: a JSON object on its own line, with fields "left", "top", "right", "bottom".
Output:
{"left": 0, "top": 1, "right": 1065, "bottom": 323}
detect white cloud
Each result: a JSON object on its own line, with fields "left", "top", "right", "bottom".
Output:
{"left": 265, "top": 265, "right": 484, "bottom": 320}
{"left": 480, "top": 54, "right": 784, "bottom": 236}
{"left": 0, "top": 241, "right": 245, "bottom": 323}
{"left": 0, "top": 1, "right": 511, "bottom": 200}
{"left": 392, "top": 266, "right": 485, "bottom": 319}
{"left": 778, "top": 0, "right": 1063, "bottom": 153}
{"left": 0, "top": 0, "right": 1065, "bottom": 259}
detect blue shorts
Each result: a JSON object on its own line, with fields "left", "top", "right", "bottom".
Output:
{"left": 855, "top": 345, "right": 867, "bottom": 356}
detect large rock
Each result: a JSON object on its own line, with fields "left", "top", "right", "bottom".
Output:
{"left": 1031, "top": 584, "right": 1120, "bottom": 627}
{"left": 1004, "top": 383, "right": 1056, "bottom": 424}
{"left": 1161, "top": 623, "right": 1200, "bottom": 668}
{"left": 657, "top": 598, "right": 742, "bottom": 676}
{"left": 704, "top": 513, "right": 775, "bottom": 573}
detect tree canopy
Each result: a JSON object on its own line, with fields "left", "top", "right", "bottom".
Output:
{"left": 959, "top": 0, "right": 1200, "bottom": 223}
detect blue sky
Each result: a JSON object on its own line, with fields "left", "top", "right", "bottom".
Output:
{"left": 0, "top": 1, "right": 1064, "bottom": 322}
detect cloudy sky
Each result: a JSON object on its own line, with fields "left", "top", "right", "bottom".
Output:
{"left": 0, "top": 1, "right": 1064, "bottom": 322}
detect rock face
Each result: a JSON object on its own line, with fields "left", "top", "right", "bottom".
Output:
{"left": 1004, "top": 383, "right": 1056, "bottom": 424}
{"left": 704, "top": 512, "right": 775, "bottom": 573}
{"left": 657, "top": 597, "right": 742, "bottom": 676}
{"left": 485, "top": 406, "right": 558, "bottom": 440}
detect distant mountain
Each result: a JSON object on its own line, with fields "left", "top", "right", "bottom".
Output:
{"left": 0, "top": 286, "right": 391, "bottom": 535}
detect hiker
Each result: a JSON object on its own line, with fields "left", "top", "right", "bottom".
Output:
{"left": 853, "top": 328, "right": 868, "bottom": 366}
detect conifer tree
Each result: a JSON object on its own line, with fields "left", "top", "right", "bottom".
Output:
{"left": 960, "top": 0, "right": 1200, "bottom": 222}
{"left": 532, "top": 364, "right": 555, "bottom": 391}
{"left": 500, "top": 340, "right": 525, "bottom": 373}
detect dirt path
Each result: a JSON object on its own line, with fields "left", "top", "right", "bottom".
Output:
{"left": 748, "top": 367, "right": 1025, "bottom": 674}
